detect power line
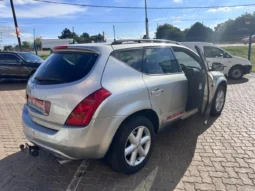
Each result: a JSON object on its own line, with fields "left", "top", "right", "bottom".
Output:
{"left": 0, "top": 18, "right": 232, "bottom": 25}
{"left": 31, "top": 0, "right": 255, "bottom": 10}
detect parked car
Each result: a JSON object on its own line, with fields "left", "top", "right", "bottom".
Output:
{"left": 181, "top": 42, "right": 252, "bottom": 79}
{"left": 241, "top": 35, "right": 255, "bottom": 44}
{"left": 0, "top": 52, "right": 44, "bottom": 79}
{"left": 22, "top": 39, "right": 227, "bottom": 174}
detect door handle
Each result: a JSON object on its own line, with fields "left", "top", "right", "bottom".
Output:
{"left": 151, "top": 88, "right": 164, "bottom": 96}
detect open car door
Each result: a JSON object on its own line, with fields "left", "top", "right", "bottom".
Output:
{"left": 195, "top": 45, "right": 214, "bottom": 124}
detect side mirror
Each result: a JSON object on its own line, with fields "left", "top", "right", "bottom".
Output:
{"left": 212, "top": 62, "right": 224, "bottom": 71}
{"left": 223, "top": 52, "right": 231, "bottom": 58}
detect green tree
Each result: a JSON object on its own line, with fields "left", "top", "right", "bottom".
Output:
{"left": 91, "top": 33, "right": 104, "bottom": 42}
{"left": 22, "top": 41, "right": 32, "bottom": 49}
{"left": 4, "top": 45, "right": 13, "bottom": 51}
{"left": 58, "top": 28, "right": 74, "bottom": 39}
{"left": 155, "top": 24, "right": 184, "bottom": 41}
{"left": 214, "top": 12, "right": 255, "bottom": 42}
{"left": 186, "top": 22, "right": 214, "bottom": 42}
{"left": 79, "top": 32, "right": 91, "bottom": 43}
{"left": 35, "top": 37, "right": 42, "bottom": 50}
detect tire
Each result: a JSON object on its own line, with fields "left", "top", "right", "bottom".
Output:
{"left": 210, "top": 85, "right": 226, "bottom": 116}
{"left": 107, "top": 116, "right": 155, "bottom": 174}
{"left": 229, "top": 66, "right": 243, "bottom": 79}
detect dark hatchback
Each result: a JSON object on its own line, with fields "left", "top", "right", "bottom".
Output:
{"left": 0, "top": 52, "right": 44, "bottom": 79}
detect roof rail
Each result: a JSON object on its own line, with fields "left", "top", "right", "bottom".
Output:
{"left": 111, "top": 39, "right": 180, "bottom": 45}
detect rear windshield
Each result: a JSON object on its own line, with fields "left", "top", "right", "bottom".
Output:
{"left": 33, "top": 52, "right": 98, "bottom": 84}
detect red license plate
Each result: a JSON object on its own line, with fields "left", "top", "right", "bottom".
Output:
{"left": 27, "top": 96, "right": 51, "bottom": 115}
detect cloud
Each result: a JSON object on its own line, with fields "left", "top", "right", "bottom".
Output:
{"left": 13, "top": 0, "right": 38, "bottom": 4}
{"left": 207, "top": 7, "right": 232, "bottom": 12}
{"left": 0, "top": 2, "right": 87, "bottom": 18}
{"left": 207, "top": 6, "right": 245, "bottom": 13}
{"left": 173, "top": 0, "right": 183, "bottom": 3}
{"left": 151, "top": 17, "right": 167, "bottom": 22}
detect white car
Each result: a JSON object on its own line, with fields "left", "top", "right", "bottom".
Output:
{"left": 181, "top": 42, "right": 252, "bottom": 79}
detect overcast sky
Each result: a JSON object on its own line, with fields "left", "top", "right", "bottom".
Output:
{"left": 0, "top": 0, "right": 255, "bottom": 46}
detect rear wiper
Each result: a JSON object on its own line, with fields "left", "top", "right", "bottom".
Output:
{"left": 34, "top": 77, "right": 63, "bottom": 82}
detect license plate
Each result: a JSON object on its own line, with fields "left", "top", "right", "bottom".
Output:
{"left": 27, "top": 96, "right": 51, "bottom": 115}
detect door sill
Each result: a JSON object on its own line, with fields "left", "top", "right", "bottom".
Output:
{"left": 181, "top": 109, "right": 198, "bottom": 120}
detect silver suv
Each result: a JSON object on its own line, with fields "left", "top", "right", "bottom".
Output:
{"left": 22, "top": 39, "right": 227, "bottom": 174}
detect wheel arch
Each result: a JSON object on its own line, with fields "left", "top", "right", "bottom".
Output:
{"left": 119, "top": 109, "right": 160, "bottom": 133}
{"left": 104, "top": 109, "right": 159, "bottom": 159}
{"left": 228, "top": 64, "right": 244, "bottom": 76}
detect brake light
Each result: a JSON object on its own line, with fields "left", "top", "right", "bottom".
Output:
{"left": 65, "top": 88, "right": 111, "bottom": 126}
{"left": 54, "top": 45, "right": 68, "bottom": 50}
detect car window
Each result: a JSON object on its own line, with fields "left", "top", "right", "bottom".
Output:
{"left": 33, "top": 52, "right": 98, "bottom": 84}
{"left": 204, "top": 46, "right": 225, "bottom": 58}
{"left": 111, "top": 49, "right": 143, "bottom": 71}
{"left": 18, "top": 53, "right": 43, "bottom": 63}
{"left": 0, "top": 54, "right": 20, "bottom": 64}
{"left": 172, "top": 47, "right": 202, "bottom": 69}
{"left": 143, "top": 47, "right": 181, "bottom": 75}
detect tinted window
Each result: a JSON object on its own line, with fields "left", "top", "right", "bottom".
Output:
{"left": 143, "top": 48, "right": 181, "bottom": 75}
{"left": 33, "top": 52, "right": 98, "bottom": 84}
{"left": 111, "top": 49, "right": 143, "bottom": 71}
{"left": 204, "top": 46, "right": 225, "bottom": 58}
{"left": 18, "top": 53, "right": 43, "bottom": 63}
{"left": 173, "top": 48, "right": 201, "bottom": 69}
{"left": 0, "top": 54, "right": 20, "bottom": 64}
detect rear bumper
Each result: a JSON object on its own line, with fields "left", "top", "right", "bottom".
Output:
{"left": 22, "top": 105, "right": 125, "bottom": 160}
{"left": 243, "top": 65, "right": 252, "bottom": 74}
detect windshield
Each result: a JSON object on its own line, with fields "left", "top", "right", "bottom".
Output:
{"left": 18, "top": 53, "right": 43, "bottom": 63}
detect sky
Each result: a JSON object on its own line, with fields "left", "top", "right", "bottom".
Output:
{"left": 0, "top": 0, "right": 255, "bottom": 47}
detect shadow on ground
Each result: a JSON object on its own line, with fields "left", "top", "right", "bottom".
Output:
{"left": 0, "top": 81, "right": 27, "bottom": 91}
{"left": 227, "top": 77, "right": 249, "bottom": 85}
{"left": 0, "top": 114, "right": 218, "bottom": 191}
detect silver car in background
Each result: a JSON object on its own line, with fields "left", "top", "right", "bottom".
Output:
{"left": 22, "top": 39, "right": 227, "bottom": 174}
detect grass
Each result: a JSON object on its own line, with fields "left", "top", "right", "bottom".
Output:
{"left": 40, "top": 55, "right": 50, "bottom": 60}
{"left": 223, "top": 46, "right": 255, "bottom": 72}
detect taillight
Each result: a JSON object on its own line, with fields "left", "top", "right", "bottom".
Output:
{"left": 65, "top": 88, "right": 111, "bottom": 126}
{"left": 53, "top": 45, "right": 68, "bottom": 50}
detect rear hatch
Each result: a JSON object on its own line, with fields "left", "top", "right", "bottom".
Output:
{"left": 26, "top": 46, "right": 108, "bottom": 130}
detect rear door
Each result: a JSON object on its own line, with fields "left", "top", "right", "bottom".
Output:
{"left": 142, "top": 47, "right": 187, "bottom": 128}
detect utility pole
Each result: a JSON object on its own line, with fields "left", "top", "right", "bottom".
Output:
{"left": 0, "top": 32, "right": 2, "bottom": 51}
{"left": 10, "top": 0, "right": 22, "bottom": 51}
{"left": 245, "top": 20, "right": 252, "bottom": 61}
{"left": 144, "top": 0, "right": 149, "bottom": 39}
{"left": 33, "top": 29, "right": 38, "bottom": 55}
{"left": 113, "top": 25, "right": 116, "bottom": 41}
{"left": 72, "top": 26, "right": 75, "bottom": 44}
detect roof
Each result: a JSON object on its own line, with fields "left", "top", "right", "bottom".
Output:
{"left": 0, "top": 51, "right": 33, "bottom": 54}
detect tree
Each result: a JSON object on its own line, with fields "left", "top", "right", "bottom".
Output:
{"left": 155, "top": 24, "right": 184, "bottom": 41}
{"left": 91, "top": 33, "right": 104, "bottom": 42}
{"left": 58, "top": 28, "right": 73, "bottom": 39}
{"left": 4, "top": 45, "right": 13, "bottom": 51}
{"left": 79, "top": 32, "right": 91, "bottom": 43}
{"left": 35, "top": 37, "right": 42, "bottom": 50}
{"left": 186, "top": 22, "right": 214, "bottom": 42}
{"left": 22, "top": 41, "right": 32, "bottom": 49}
{"left": 214, "top": 12, "right": 255, "bottom": 42}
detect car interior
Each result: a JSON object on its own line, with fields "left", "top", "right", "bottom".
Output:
{"left": 172, "top": 47, "right": 206, "bottom": 112}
